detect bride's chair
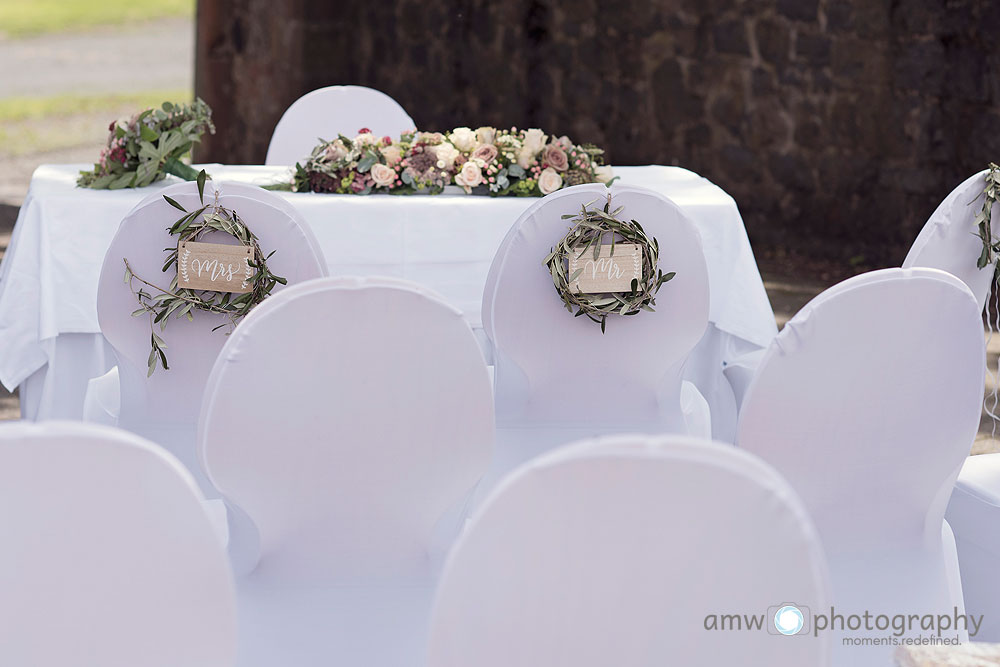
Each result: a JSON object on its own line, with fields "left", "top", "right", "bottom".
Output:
{"left": 737, "top": 268, "right": 985, "bottom": 666}
{"left": 0, "top": 421, "right": 236, "bottom": 667}
{"left": 428, "top": 434, "right": 831, "bottom": 667}
{"left": 93, "top": 181, "right": 327, "bottom": 494}
{"left": 198, "top": 276, "right": 493, "bottom": 667}
{"left": 481, "top": 184, "right": 710, "bottom": 496}
{"left": 265, "top": 85, "right": 415, "bottom": 165}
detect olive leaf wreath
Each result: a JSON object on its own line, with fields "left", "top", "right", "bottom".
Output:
{"left": 975, "top": 162, "right": 1000, "bottom": 275}
{"left": 124, "top": 171, "right": 286, "bottom": 375}
{"left": 543, "top": 196, "right": 675, "bottom": 333}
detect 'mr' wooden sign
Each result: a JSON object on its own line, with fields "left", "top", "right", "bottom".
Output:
{"left": 178, "top": 241, "right": 253, "bottom": 293}
{"left": 568, "top": 243, "right": 643, "bottom": 293}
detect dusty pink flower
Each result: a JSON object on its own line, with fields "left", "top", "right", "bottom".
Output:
{"left": 544, "top": 144, "right": 569, "bottom": 172}
{"left": 472, "top": 144, "right": 499, "bottom": 164}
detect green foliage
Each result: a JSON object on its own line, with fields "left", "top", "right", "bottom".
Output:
{"left": 975, "top": 163, "right": 1000, "bottom": 273}
{"left": 77, "top": 98, "right": 214, "bottom": 190}
{"left": 125, "top": 173, "right": 286, "bottom": 375}
{"left": 543, "top": 196, "right": 675, "bottom": 333}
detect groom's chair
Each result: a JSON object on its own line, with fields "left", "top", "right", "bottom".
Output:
{"left": 480, "top": 184, "right": 711, "bottom": 497}
{"left": 265, "top": 85, "right": 415, "bottom": 165}
{"left": 737, "top": 268, "right": 985, "bottom": 667}
{"left": 198, "top": 276, "right": 493, "bottom": 667}
{"left": 94, "top": 181, "right": 327, "bottom": 494}
{"left": 428, "top": 434, "right": 831, "bottom": 667}
{"left": 0, "top": 421, "right": 236, "bottom": 667}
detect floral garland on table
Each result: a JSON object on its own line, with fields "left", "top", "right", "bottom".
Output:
{"left": 543, "top": 197, "right": 674, "bottom": 333}
{"left": 77, "top": 99, "right": 215, "bottom": 190}
{"left": 282, "top": 127, "right": 614, "bottom": 196}
{"left": 124, "top": 172, "right": 286, "bottom": 375}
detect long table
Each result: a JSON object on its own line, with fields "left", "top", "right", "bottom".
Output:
{"left": 0, "top": 164, "right": 777, "bottom": 439}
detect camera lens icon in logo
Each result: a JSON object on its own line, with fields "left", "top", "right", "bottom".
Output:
{"left": 773, "top": 605, "right": 805, "bottom": 635}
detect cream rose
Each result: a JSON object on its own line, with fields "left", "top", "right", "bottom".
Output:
{"left": 595, "top": 165, "right": 615, "bottom": 183}
{"left": 476, "top": 126, "right": 496, "bottom": 145}
{"left": 449, "top": 127, "right": 477, "bottom": 152}
{"left": 370, "top": 163, "right": 396, "bottom": 188}
{"left": 537, "top": 167, "right": 563, "bottom": 195}
{"left": 381, "top": 144, "right": 403, "bottom": 166}
{"left": 516, "top": 128, "right": 547, "bottom": 169}
{"left": 434, "top": 142, "right": 460, "bottom": 170}
{"left": 455, "top": 160, "right": 484, "bottom": 192}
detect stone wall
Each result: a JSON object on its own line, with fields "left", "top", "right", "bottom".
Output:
{"left": 195, "top": 0, "right": 1000, "bottom": 269}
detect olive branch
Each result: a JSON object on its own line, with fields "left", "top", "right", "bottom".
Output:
{"left": 124, "top": 170, "right": 286, "bottom": 375}
{"left": 975, "top": 163, "right": 1000, "bottom": 275}
{"left": 543, "top": 195, "right": 675, "bottom": 333}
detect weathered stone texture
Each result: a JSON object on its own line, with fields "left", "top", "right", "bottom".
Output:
{"left": 196, "top": 0, "right": 1000, "bottom": 267}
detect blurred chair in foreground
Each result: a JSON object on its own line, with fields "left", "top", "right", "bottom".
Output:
{"left": 428, "top": 434, "right": 831, "bottom": 667}
{"left": 199, "top": 277, "right": 493, "bottom": 667}
{"left": 738, "top": 268, "right": 984, "bottom": 666}
{"left": 0, "top": 421, "right": 236, "bottom": 667}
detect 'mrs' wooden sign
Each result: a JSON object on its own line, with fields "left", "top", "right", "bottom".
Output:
{"left": 568, "top": 243, "right": 643, "bottom": 293}
{"left": 177, "top": 241, "right": 253, "bottom": 293}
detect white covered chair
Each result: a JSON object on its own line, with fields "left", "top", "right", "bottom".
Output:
{"left": 903, "top": 169, "right": 996, "bottom": 310}
{"left": 93, "top": 181, "right": 327, "bottom": 494}
{"left": 265, "top": 85, "right": 415, "bottom": 165}
{"left": 428, "top": 434, "right": 831, "bottom": 667}
{"left": 737, "top": 267, "right": 985, "bottom": 666}
{"left": 481, "top": 184, "right": 710, "bottom": 494}
{"left": 198, "top": 276, "right": 493, "bottom": 667}
{"left": 0, "top": 421, "right": 236, "bottom": 667}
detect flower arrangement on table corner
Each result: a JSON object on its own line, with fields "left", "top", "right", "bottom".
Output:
{"left": 77, "top": 99, "right": 215, "bottom": 190}
{"left": 285, "top": 126, "right": 615, "bottom": 196}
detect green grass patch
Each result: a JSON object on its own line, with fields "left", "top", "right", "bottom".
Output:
{"left": 0, "top": 90, "right": 193, "bottom": 122}
{"left": 0, "top": 0, "right": 194, "bottom": 37}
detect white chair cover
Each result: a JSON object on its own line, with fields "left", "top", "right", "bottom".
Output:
{"left": 946, "top": 453, "right": 1000, "bottom": 641}
{"left": 428, "top": 434, "right": 831, "bottom": 667}
{"left": 265, "top": 85, "right": 415, "bottom": 165}
{"left": 95, "top": 181, "right": 327, "bottom": 494}
{"left": 481, "top": 184, "right": 710, "bottom": 493}
{"left": 198, "top": 276, "right": 493, "bottom": 667}
{"left": 903, "top": 170, "right": 996, "bottom": 311}
{"left": 737, "top": 268, "right": 985, "bottom": 665}
{"left": 0, "top": 421, "right": 236, "bottom": 667}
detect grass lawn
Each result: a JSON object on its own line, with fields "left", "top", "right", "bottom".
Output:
{"left": 0, "top": 0, "right": 194, "bottom": 37}
{"left": 0, "top": 90, "right": 192, "bottom": 155}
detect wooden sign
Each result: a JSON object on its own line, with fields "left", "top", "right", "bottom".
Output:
{"left": 568, "top": 243, "right": 643, "bottom": 293}
{"left": 177, "top": 240, "right": 253, "bottom": 293}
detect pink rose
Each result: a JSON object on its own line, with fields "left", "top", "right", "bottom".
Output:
{"left": 544, "top": 145, "right": 569, "bottom": 172}
{"left": 472, "top": 144, "right": 499, "bottom": 164}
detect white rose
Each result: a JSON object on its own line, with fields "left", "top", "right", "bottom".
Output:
{"left": 354, "top": 133, "right": 377, "bottom": 147}
{"left": 381, "top": 144, "right": 403, "bottom": 165}
{"left": 595, "top": 165, "right": 615, "bottom": 183}
{"left": 449, "top": 127, "right": 477, "bottom": 152}
{"left": 523, "top": 128, "right": 547, "bottom": 154}
{"left": 538, "top": 167, "right": 563, "bottom": 195}
{"left": 476, "top": 126, "right": 496, "bottom": 145}
{"left": 455, "top": 160, "right": 484, "bottom": 192}
{"left": 370, "top": 163, "right": 396, "bottom": 188}
{"left": 434, "top": 142, "right": 460, "bottom": 170}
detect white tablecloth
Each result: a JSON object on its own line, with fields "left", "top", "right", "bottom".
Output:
{"left": 0, "top": 164, "right": 777, "bottom": 436}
